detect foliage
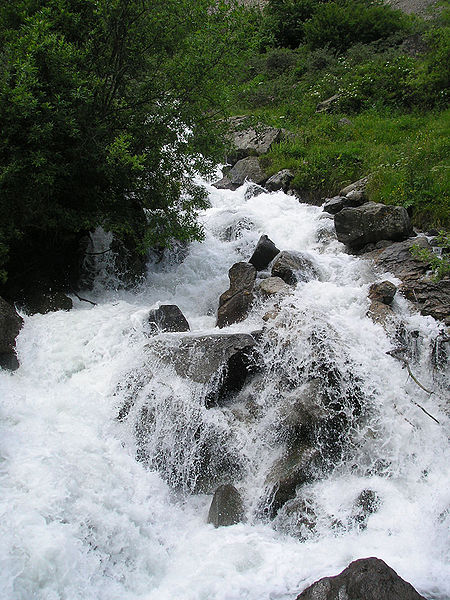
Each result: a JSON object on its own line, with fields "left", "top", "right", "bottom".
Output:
{"left": 0, "top": 0, "right": 253, "bottom": 287}
{"left": 411, "top": 231, "right": 450, "bottom": 281}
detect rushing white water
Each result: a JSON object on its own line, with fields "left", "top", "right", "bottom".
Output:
{"left": 1, "top": 178, "right": 449, "bottom": 600}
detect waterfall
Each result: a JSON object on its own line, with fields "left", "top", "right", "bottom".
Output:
{"left": 0, "top": 178, "right": 448, "bottom": 600}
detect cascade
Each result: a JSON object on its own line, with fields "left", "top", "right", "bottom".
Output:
{"left": 0, "top": 178, "right": 448, "bottom": 600}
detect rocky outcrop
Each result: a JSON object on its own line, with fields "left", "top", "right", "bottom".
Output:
{"left": 295, "top": 557, "right": 426, "bottom": 600}
{"left": 265, "top": 169, "right": 294, "bottom": 192}
{"left": 23, "top": 291, "right": 73, "bottom": 315}
{"left": 373, "top": 238, "right": 450, "bottom": 324}
{"left": 369, "top": 281, "right": 397, "bottom": 305}
{"left": 249, "top": 235, "right": 280, "bottom": 271}
{"left": 213, "top": 157, "right": 268, "bottom": 191}
{"left": 335, "top": 202, "right": 412, "bottom": 250}
{"left": 207, "top": 484, "right": 244, "bottom": 527}
{"left": 271, "top": 251, "right": 318, "bottom": 285}
{"left": 0, "top": 296, "right": 23, "bottom": 370}
{"left": 217, "top": 262, "right": 256, "bottom": 328}
{"left": 148, "top": 331, "right": 258, "bottom": 385}
{"left": 225, "top": 116, "right": 282, "bottom": 163}
{"left": 148, "top": 304, "right": 190, "bottom": 333}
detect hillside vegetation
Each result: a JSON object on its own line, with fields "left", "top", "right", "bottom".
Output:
{"left": 233, "top": 0, "right": 449, "bottom": 229}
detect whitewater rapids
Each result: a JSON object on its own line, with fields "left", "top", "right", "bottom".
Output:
{"left": 0, "top": 178, "right": 449, "bottom": 600}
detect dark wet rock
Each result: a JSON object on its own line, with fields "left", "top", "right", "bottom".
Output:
{"left": 257, "top": 277, "right": 290, "bottom": 297}
{"left": 226, "top": 116, "right": 282, "bottom": 164}
{"left": 271, "top": 251, "right": 318, "bottom": 285}
{"left": 213, "top": 157, "right": 268, "bottom": 191}
{"left": 0, "top": 296, "right": 23, "bottom": 371}
{"left": 207, "top": 484, "right": 244, "bottom": 527}
{"left": 23, "top": 291, "right": 73, "bottom": 315}
{"left": 369, "top": 281, "right": 397, "bottom": 305}
{"left": 351, "top": 489, "right": 381, "bottom": 529}
{"left": 316, "top": 94, "right": 341, "bottom": 113}
{"left": 148, "top": 305, "right": 190, "bottom": 333}
{"left": 265, "top": 445, "right": 321, "bottom": 517}
{"left": 217, "top": 262, "right": 256, "bottom": 328}
{"left": 335, "top": 202, "right": 412, "bottom": 250}
{"left": 249, "top": 235, "right": 280, "bottom": 271}
{"left": 148, "top": 332, "right": 258, "bottom": 385}
{"left": 295, "top": 557, "right": 426, "bottom": 600}
{"left": 244, "top": 184, "right": 267, "bottom": 200}
{"left": 265, "top": 169, "right": 294, "bottom": 192}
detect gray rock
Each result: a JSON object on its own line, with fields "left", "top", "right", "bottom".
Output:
{"left": 213, "top": 157, "right": 268, "bottom": 191}
{"left": 207, "top": 484, "right": 244, "bottom": 527}
{"left": 226, "top": 116, "right": 282, "bottom": 163}
{"left": 148, "top": 305, "right": 190, "bottom": 333}
{"left": 339, "top": 176, "right": 370, "bottom": 197}
{"left": 265, "top": 169, "right": 294, "bottom": 192}
{"left": 345, "top": 189, "right": 366, "bottom": 206}
{"left": 257, "top": 277, "right": 290, "bottom": 297}
{"left": 271, "top": 251, "right": 318, "bottom": 285}
{"left": 401, "top": 278, "right": 450, "bottom": 325}
{"left": 148, "top": 332, "right": 257, "bottom": 385}
{"left": 249, "top": 235, "right": 280, "bottom": 271}
{"left": 334, "top": 202, "right": 412, "bottom": 250}
{"left": 316, "top": 94, "right": 341, "bottom": 113}
{"left": 374, "top": 237, "right": 431, "bottom": 281}
{"left": 24, "top": 291, "right": 73, "bottom": 315}
{"left": 367, "top": 300, "right": 394, "bottom": 325}
{"left": 0, "top": 296, "right": 23, "bottom": 371}
{"left": 323, "top": 196, "right": 346, "bottom": 215}
{"left": 295, "top": 557, "right": 426, "bottom": 600}
{"left": 217, "top": 262, "right": 256, "bottom": 328}
{"left": 369, "top": 281, "right": 397, "bottom": 305}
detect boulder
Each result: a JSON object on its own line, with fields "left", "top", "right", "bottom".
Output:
{"left": 23, "top": 291, "right": 73, "bottom": 315}
{"left": 265, "top": 169, "right": 294, "bottom": 192}
{"left": 249, "top": 235, "right": 280, "bottom": 271}
{"left": 369, "top": 281, "right": 397, "bottom": 305}
{"left": 295, "top": 557, "right": 426, "bottom": 600}
{"left": 271, "top": 251, "right": 318, "bottom": 285}
{"left": 207, "top": 484, "right": 244, "bottom": 527}
{"left": 334, "top": 202, "right": 412, "bottom": 250}
{"left": 368, "top": 300, "right": 394, "bottom": 325}
{"left": 226, "top": 116, "right": 282, "bottom": 163}
{"left": 0, "top": 297, "right": 23, "bottom": 371}
{"left": 213, "top": 157, "right": 268, "bottom": 191}
{"left": 148, "top": 304, "right": 190, "bottom": 333}
{"left": 265, "top": 445, "right": 321, "bottom": 517}
{"left": 217, "top": 262, "right": 256, "bottom": 328}
{"left": 148, "top": 332, "right": 257, "bottom": 385}
{"left": 257, "top": 277, "right": 290, "bottom": 297}
{"left": 323, "top": 196, "right": 346, "bottom": 215}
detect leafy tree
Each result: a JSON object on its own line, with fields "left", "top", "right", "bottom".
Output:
{"left": 0, "top": 0, "right": 253, "bottom": 292}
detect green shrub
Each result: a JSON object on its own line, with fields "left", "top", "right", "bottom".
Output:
{"left": 411, "top": 231, "right": 450, "bottom": 280}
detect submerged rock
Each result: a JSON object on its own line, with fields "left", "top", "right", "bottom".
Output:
{"left": 249, "top": 235, "right": 280, "bottom": 271}
{"left": 217, "top": 262, "right": 256, "bottom": 328}
{"left": 295, "top": 557, "right": 426, "bottom": 600}
{"left": 271, "top": 251, "right": 318, "bottom": 285}
{"left": 148, "top": 304, "right": 190, "bottom": 333}
{"left": 350, "top": 489, "right": 381, "bottom": 529}
{"left": 335, "top": 202, "right": 412, "bottom": 250}
{"left": 207, "top": 484, "right": 244, "bottom": 527}
{"left": 0, "top": 296, "right": 23, "bottom": 370}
